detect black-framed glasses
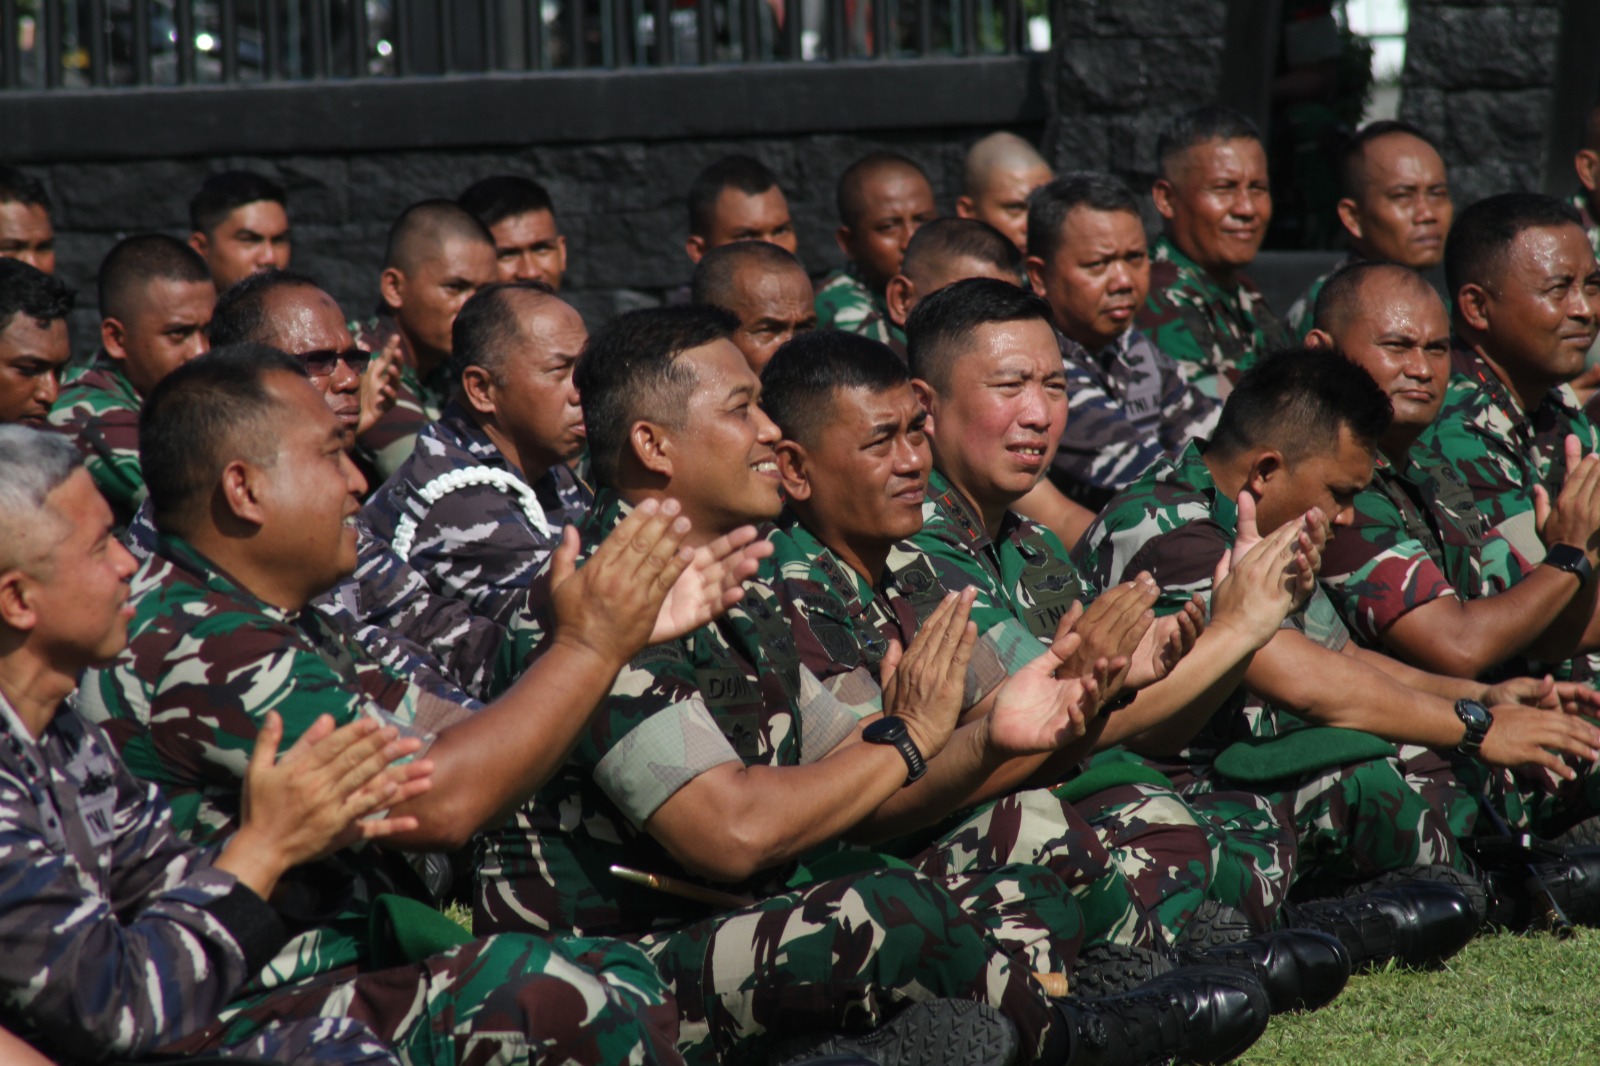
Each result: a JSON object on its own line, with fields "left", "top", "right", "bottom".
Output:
{"left": 297, "top": 347, "right": 371, "bottom": 378}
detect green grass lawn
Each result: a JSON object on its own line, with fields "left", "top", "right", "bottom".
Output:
{"left": 1240, "top": 928, "right": 1600, "bottom": 1065}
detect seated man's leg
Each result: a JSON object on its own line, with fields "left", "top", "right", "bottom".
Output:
{"left": 640, "top": 867, "right": 1061, "bottom": 1066}
{"left": 1175, "top": 788, "right": 1300, "bottom": 935}
{"left": 189, "top": 934, "right": 681, "bottom": 1066}
{"left": 171, "top": 1017, "right": 402, "bottom": 1065}
{"left": 937, "top": 863, "right": 1085, "bottom": 978}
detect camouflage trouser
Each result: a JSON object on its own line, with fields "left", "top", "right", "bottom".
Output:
{"left": 639, "top": 866, "right": 1068, "bottom": 1066}
{"left": 1396, "top": 742, "right": 1600, "bottom": 840}
{"left": 1073, "top": 782, "right": 1297, "bottom": 937}
{"left": 163, "top": 1017, "right": 402, "bottom": 1064}
{"left": 903, "top": 787, "right": 1162, "bottom": 952}
{"left": 181, "top": 933, "right": 682, "bottom": 1066}
{"left": 1151, "top": 753, "right": 1462, "bottom": 894}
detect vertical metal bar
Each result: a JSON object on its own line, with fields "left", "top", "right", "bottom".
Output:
{"left": 651, "top": 0, "right": 670, "bottom": 64}
{"left": 437, "top": 0, "right": 455, "bottom": 71}
{"left": 781, "top": 0, "right": 798, "bottom": 60}
{"left": 348, "top": 0, "right": 368, "bottom": 76}
{"left": 308, "top": 0, "right": 330, "bottom": 76}
{"left": 696, "top": 0, "right": 712, "bottom": 63}
{"left": 174, "top": 0, "right": 195, "bottom": 82}
{"left": 612, "top": 0, "right": 632, "bottom": 66}
{"left": 568, "top": 0, "right": 584, "bottom": 68}
{"left": 958, "top": 0, "right": 976, "bottom": 55}
{"left": 524, "top": 0, "right": 545, "bottom": 69}
{"left": 597, "top": 0, "right": 612, "bottom": 66}
{"left": 1001, "top": 0, "right": 1017, "bottom": 52}
{"left": 42, "top": 0, "right": 62, "bottom": 87}
{"left": 0, "top": 0, "right": 17, "bottom": 88}
{"left": 87, "top": 0, "right": 108, "bottom": 85}
{"left": 913, "top": 0, "right": 930, "bottom": 56}
{"left": 219, "top": 0, "right": 238, "bottom": 81}
{"left": 391, "top": 0, "right": 409, "bottom": 74}
{"left": 479, "top": 0, "right": 496, "bottom": 68}
{"left": 871, "top": 0, "right": 888, "bottom": 56}
{"left": 131, "top": 0, "right": 152, "bottom": 83}
{"left": 826, "top": 0, "right": 845, "bottom": 59}
{"left": 739, "top": 0, "right": 758, "bottom": 60}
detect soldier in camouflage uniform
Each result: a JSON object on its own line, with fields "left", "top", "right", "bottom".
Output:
{"left": 0, "top": 260, "right": 71, "bottom": 430}
{"left": 0, "top": 426, "right": 411, "bottom": 1064}
{"left": 1026, "top": 174, "right": 1220, "bottom": 510}
{"left": 1283, "top": 122, "right": 1453, "bottom": 340}
{"left": 482, "top": 306, "right": 1276, "bottom": 1065}
{"left": 363, "top": 284, "right": 592, "bottom": 626}
{"left": 355, "top": 201, "right": 498, "bottom": 479}
{"left": 77, "top": 345, "right": 785, "bottom": 1066}
{"left": 815, "top": 151, "right": 939, "bottom": 348}
{"left": 1307, "top": 262, "right": 1600, "bottom": 853}
{"left": 689, "top": 240, "right": 817, "bottom": 373}
{"left": 46, "top": 235, "right": 214, "bottom": 528}
{"left": 1137, "top": 106, "right": 1292, "bottom": 399}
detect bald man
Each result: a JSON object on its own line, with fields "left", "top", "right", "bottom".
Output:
{"left": 815, "top": 151, "right": 938, "bottom": 347}
{"left": 357, "top": 199, "right": 498, "bottom": 477}
{"left": 955, "top": 132, "right": 1053, "bottom": 252}
{"left": 690, "top": 240, "right": 815, "bottom": 372}
{"left": 1285, "top": 122, "right": 1454, "bottom": 339}
{"left": 362, "top": 282, "right": 592, "bottom": 623}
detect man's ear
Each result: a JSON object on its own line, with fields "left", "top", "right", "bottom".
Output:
{"left": 685, "top": 235, "right": 707, "bottom": 264}
{"left": 1151, "top": 178, "right": 1178, "bottom": 222}
{"left": 1024, "top": 256, "right": 1048, "bottom": 296}
{"left": 1304, "top": 327, "right": 1334, "bottom": 351}
{"left": 884, "top": 275, "right": 916, "bottom": 329}
{"left": 217, "top": 458, "right": 269, "bottom": 527}
{"left": 955, "top": 195, "right": 977, "bottom": 220}
{"left": 187, "top": 231, "right": 209, "bottom": 259}
{"left": 1244, "top": 449, "right": 1283, "bottom": 498}
{"left": 101, "top": 318, "right": 131, "bottom": 362}
{"left": 0, "top": 570, "right": 39, "bottom": 633}
{"left": 835, "top": 224, "right": 856, "bottom": 261}
{"left": 1577, "top": 150, "right": 1600, "bottom": 195}
{"left": 774, "top": 439, "right": 812, "bottom": 501}
{"left": 910, "top": 378, "right": 937, "bottom": 434}
{"left": 1456, "top": 282, "right": 1492, "bottom": 333}
{"left": 629, "top": 420, "right": 675, "bottom": 479}
{"left": 1335, "top": 197, "right": 1363, "bottom": 243}
{"left": 461, "top": 365, "right": 496, "bottom": 416}
{"left": 379, "top": 267, "right": 406, "bottom": 313}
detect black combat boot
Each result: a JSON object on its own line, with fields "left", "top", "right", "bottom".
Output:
{"left": 1179, "top": 927, "right": 1350, "bottom": 1013}
{"left": 1053, "top": 964, "right": 1271, "bottom": 1066}
{"left": 1282, "top": 880, "right": 1478, "bottom": 971}
{"left": 773, "top": 998, "right": 1018, "bottom": 1066}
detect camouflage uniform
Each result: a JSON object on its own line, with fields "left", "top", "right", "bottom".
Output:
{"left": 1284, "top": 253, "right": 1358, "bottom": 341}
{"left": 75, "top": 534, "right": 684, "bottom": 1066}
{"left": 1072, "top": 442, "right": 1463, "bottom": 887}
{"left": 1136, "top": 236, "right": 1293, "bottom": 399}
{"left": 1318, "top": 449, "right": 1600, "bottom": 840}
{"left": 895, "top": 471, "right": 1297, "bottom": 933}
{"left": 0, "top": 695, "right": 401, "bottom": 1064}
{"left": 813, "top": 265, "right": 903, "bottom": 348}
{"left": 362, "top": 399, "right": 592, "bottom": 627}
{"left": 1054, "top": 328, "right": 1221, "bottom": 510}
{"left": 352, "top": 315, "right": 457, "bottom": 481}
{"left": 477, "top": 492, "right": 1082, "bottom": 1066}
{"left": 1415, "top": 342, "right": 1600, "bottom": 683}
{"left": 45, "top": 353, "right": 145, "bottom": 528}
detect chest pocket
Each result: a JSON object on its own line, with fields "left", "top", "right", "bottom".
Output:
{"left": 1424, "top": 464, "right": 1491, "bottom": 595}
{"left": 1014, "top": 541, "right": 1086, "bottom": 640}
{"left": 1117, "top": 342, "right": 1164, "bottom": 429}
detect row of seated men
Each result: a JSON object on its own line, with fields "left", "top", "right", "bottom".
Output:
{"left": 3, "top": 99, "right": 1600, "bottom": 1066}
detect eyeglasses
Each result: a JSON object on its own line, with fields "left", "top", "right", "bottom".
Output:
{"left": 296, "top": 347, "right": 371, "bottom": 378}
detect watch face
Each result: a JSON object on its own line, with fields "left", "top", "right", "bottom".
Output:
{"left": 1459, "top": 700, "right": 1490, "bottom": 730}
{"left": 863, "top": 716, "right": 906, "bottom": 743}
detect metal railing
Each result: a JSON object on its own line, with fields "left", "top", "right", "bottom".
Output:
{"left": 0, "top": 0, "right": 1055, "bottom": 89}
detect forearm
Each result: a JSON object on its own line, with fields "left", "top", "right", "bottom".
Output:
{"left": 1347, "top": 643, "right": 1486, "bottom": 701}
{"left": 213, "top": 826, "right": 293, "bottom": 902}
{"left": 386, "top": 638, "right": 623, "bottom": 849}
{"left": 1106, "top": 625, "right": 1259, "bottom": 755}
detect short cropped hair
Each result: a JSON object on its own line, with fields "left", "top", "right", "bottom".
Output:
{"left": 209, "top": 269, "right": 324, "bottom": 348}
{"left": 906, "top": 276, "right": 1053, "bottom": 393}
{"left": 760, "top": 331, "right": 909, "bottom": 448}
{"left": 575, "top": 305, "right": 738, "bottom": 487}
{"left": 451, "top": 280, "right": 556, "bottom": 384}
{"left": 1336, "top": 120, "right": 1442, "bottom": 201}
{"left": 1208, "top": 346, "right": 1392, "bottom": 464}
{"left": 1156, "top": 105, "right": 1262, "bottom": 182}
{"left": 0, "top": 258, "right": 74, "bottom": 336}
{"left": 837, "top": 151, "right": 929, "bottom": 229}
{"left": 383, "top": 199, "right": 494, "bottom": 274}
{"left": 1444, "top": 191, "right": 1584, "bottom": 298}
{"left": 0, "top": 166, "right": 50, "bottom": 210}
{"left": 189, "top": 171, "right": 287, "bottom": 236}
{"left": 901, "top": 217, "right": 1022, "bottom": 281}
{"left": 0, "top": 425, "right": 82, "bottom": 571}
{"left": 140, "top": 344, "right": 307, "bottom": 532}
{"left": 690, "top": 241, "right": 806, "bottom": 309}
{"left": 1026, "top": 172, "right": 1143, "bottom": 264}
{"left": 1312, "top": 260, "right": 1436, "bottom": 336}
{"left": 97, "top": 234, "right": 211, "bottom": 322}
{"left": 688, "top": 155, "right": 782, "bottom": 238}
{"left": 459, "top": 175, "right": 557, "bottom": 229}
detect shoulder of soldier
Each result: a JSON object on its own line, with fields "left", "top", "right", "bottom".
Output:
{"left": 814, "top": 268, "right": 873, "bottom": 319}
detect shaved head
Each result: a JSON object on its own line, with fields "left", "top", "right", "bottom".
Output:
{"left": 1313, "top": 260, "right": 1438, "bottom": 338}
{"left": 962, "top": 132, "right": 1049, "bottom": 199}
{"left": 837, "top": 152, "right": 930, "bottom": 229}
{"left": 383, "top": 199, "right": 495, "bottom": 274}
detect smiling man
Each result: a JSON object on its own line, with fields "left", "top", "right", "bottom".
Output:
{"left": 48, "top": 235, "right": 214, "bottom": 528}
{"left": 0, "top": 260, "right": 72, "bottom": 430}
{"left": 187, "top": 171, "right": 292, "bottom": 292}
{"left": 362, "top": 282, "right": 592, "bottom": 625}
{"left": 459, "top": 174, "right": 569, "bottom": 291}
{"left": 1286, "top": 122, "right": 1454, "bottom": 338}
{"left": 816, "top": 151, "right": 940, "bottom": 347}
{"left": 1137, "top": 106, "right": 1291, "bottom": 399}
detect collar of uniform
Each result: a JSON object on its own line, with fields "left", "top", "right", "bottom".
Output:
{"left": 66, "top": 351, "right": 141, "bottom": 408}
{"left": 153, "top": 532, "right": 297, "bottom": 624}
{"left": 1166, "top": 440, "right": 1239, "bottom": 538}
{"left": 1445, "top": 339, "right": 1579, "bottom": 435}
{"left": 0, "top": 687, "right": 39, "bottom": 755}
{"left": 1570, "top": 191, "right": 1599, "bottom": 236}
{"left": 583, "top": 487, "right": 633, "bottom": 541}
{"left": 773, "top": 511, "right": 876, "bottom": 617}
{"left": 927, "top": 466, "right": 996, "bottom": 552}
{"left": 1152, "top": 234, "right": 1263, "bottom": 311}
{"left": 436, "top": 398, "right": 520, "bottom": 471}
{"left": 1089, "top": 327, "right": 1141, "bottom": 378}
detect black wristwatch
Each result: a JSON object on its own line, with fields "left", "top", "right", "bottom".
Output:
{"left": 1543, "top": 544, "right": 1594, "bottom": 583}
{"left": 1454, "top": 698, "right": 1493, "bottom": 758}
{"left": 863, "top": 715, "right": 928, "bottom": 786}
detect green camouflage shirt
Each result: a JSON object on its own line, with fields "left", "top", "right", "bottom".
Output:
{"left": 813, "top": 264, "right": 903, "bottom": 348}
{"left": 475, "top": 491, "right": 863, "bottom": 939}
{"left": 45, "top": 354, "right": 145, "bottom": 528}
{"left": 1135, "top": 236, "right": 1292, "bottom": 399}
{"left": 1319, "top": 450, "right": 1529, "bottom": 650}
{"left": 1572, "top": 192, "right": 1600, "bottom": 258}
{"left": 76, "top": 533, "right": 468, "bottom": 990}
{"left": 1072, "top": 442, "right": 1351, "bottom": 760}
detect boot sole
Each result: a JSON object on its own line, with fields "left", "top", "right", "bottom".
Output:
{"left": 770, "top": 999, "right": 1018, "bottom": 1066}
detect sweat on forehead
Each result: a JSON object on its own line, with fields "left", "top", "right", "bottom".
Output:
{"left": 1313, "top": 261, "right": 1439, "bottom": 336}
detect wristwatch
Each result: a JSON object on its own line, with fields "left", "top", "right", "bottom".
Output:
{"left": 862, "top": 715, "right": 928, "bottom": 786}
{"left": 1453, "top": 699, "right": 1493, "bottom": 758}
{"left": 1543, "top": 544, "right": 1594, "bottom": 583}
